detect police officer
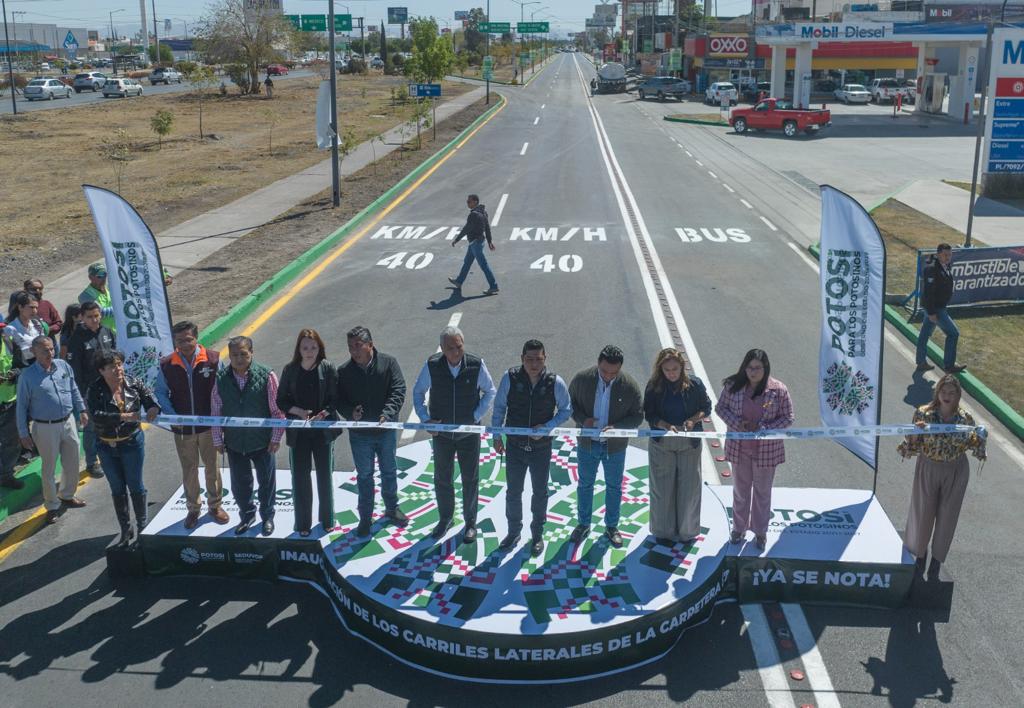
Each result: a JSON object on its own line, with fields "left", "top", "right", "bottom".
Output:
{"left": 491, "top": 340, "right": 572, "bottom": 556}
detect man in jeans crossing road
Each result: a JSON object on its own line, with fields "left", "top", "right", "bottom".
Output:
{"left": 916, "top": 243, "right": 966, "bottom": 375}
{"left": 449, "top": 194, "right": 499, "bottom": 296}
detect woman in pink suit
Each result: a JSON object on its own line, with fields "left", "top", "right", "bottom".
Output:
{"left": 715, "top": 349, "right": 794, "bottom": 551}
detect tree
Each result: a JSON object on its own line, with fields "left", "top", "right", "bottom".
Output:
{"left": 185, "top": 65, "right": 217, "bottom": 139}
{"left": 464, "top": 8, "right": 485, "bottom": 54}
{"left": 194, "top": 0, "right": 291, "bottom": 95}
{"left": 404, "top": 17, "right": 455, "bottom": 84}
{"left": 261, "top": 107, "right": 278, "bottom": 156}
{"left": 100, "top": 129, "right": 134, "bottom": 195}
{"left": 150, "top": 109, "right": 174, "bottom": 149}
{"left": 379, "top": 21, "right": 388, "bottom": 68}
{"left": 148, "top": 42, "right": 174, "bottom": 65}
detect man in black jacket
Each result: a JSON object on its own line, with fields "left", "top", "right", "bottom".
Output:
{"left": 448, "top": 194, "right": 499, "bottom": 296}
{"left": 916, "top": 243, "right": 966, "bottom": 374}
{"left": 65, "top": 301, "right": 116, "bottom": 478}
{"left": 337, "top": 326, "right": 408, "bottom": 537}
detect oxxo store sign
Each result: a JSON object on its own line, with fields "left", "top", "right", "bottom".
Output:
{"left": 709, "top": 34, "right": 749, "bottom": 57}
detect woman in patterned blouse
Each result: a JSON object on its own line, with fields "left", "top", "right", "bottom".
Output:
{"left": 898, "top": 374, "right": 985, "bottom": 579}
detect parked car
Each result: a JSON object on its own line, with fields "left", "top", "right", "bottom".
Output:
{"left": 834, "top": 83, "right": 871, "bottom": 104}
{"left": 73, "top": 71, "right": 107, "bottom": 92}
{"left": 636, "top": 76, "right": 692, "bottom": 101}
{"left": 742, "top": 81, "right": 772, "bottom": 103}
{"left": 370, "top": 57, "right": 384, "bottom": 69}
{"left": 705, "top": 81, "right": 738, "bottom": 106}
{"left": 149, "top": 67, "right": 183, "bottom": 85}
{"left": 266, "top": 64, "right": 289, "bottom": 76}
{"left": 869, "top": 78, "right": 910, "bottom": 104}
{"left": 23, "top": 78, "right": 72, "bottom": 101}
{"left": 39, "top": 62, "right": 51, "bottom": 71}
{"left": 102, "top": 77, "right": 144, "bottom": 98}
{"left": 902, "top": 79, "right": 918, "bottom": 104}
{"left": 729, "top": 98, "right": 831, "bottom": 137}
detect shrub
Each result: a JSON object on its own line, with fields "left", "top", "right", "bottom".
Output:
{"left": 344, "top": 58, "right": 366, "bottom": 74}
{"left": 175, "top": 60, "right": 199, "bottom": 76}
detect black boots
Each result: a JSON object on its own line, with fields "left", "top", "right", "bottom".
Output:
{"left": 112, "top": 494, "right": 132, "bottom": 547}
{"left": 129, "top": 492, "right": 148, "bottom": 540}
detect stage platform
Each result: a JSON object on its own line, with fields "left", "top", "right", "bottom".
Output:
{"left": 139, "top": 436, "right": 914, "bottom": 682}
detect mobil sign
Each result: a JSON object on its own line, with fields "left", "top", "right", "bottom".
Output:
{"left": 709, "top": 34, "right": 749, "bottom": 57}
{"left": 797, "top": 22, "right": 893, "bottom": 41}
{"left": 984, "top": 28, "right": 1024, "bottom": 174}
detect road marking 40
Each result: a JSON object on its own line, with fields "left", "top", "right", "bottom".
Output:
{"left": 376, "top": 252, "right": 434, "bottom": 269}
{"left": 530, "top": 254, "right": 583, "bottom": 273}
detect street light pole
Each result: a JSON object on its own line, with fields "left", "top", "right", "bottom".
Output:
{"left": 328, "top": 0, "right": 340, "bottom": 207}
{"left": 965, "top": 19, "right": 996, "bottom": 248}
{"left": 11, "top": 9, "right": 22, "bottom": 64}
{"left": 485, "top": 0, "right": 490, "bottom": 104}
{"left": 151, "top": 0, "right": 160, "bottom": 65}
{"left": 2, "top": 0, "right": 16, "bottom": 115}
{"left": 110, "top": 9, "right": 124, "bottom": 75}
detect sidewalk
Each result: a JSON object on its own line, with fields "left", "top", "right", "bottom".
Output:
{"left": 46, "top": 86, "right": 486, "bottom": 308}
{"left": 893, "top": 179, "right": 1024, "bottom": 247}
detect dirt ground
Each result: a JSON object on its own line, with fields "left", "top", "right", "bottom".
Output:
{"left": 872, "top": 199, "right": 1024, "bottom": 414}
{"left": 168, "top": 97, "right": 491, "bottom": 330}
{"left": 0, "top": 73, "right": 471, "bottom": 290}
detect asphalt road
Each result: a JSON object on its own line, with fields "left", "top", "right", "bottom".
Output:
{"left": 1, "top": 52, "right": 1022, "bottom": 706}
{"left": 0, "top": 69, "right": 318, "bottom": 115}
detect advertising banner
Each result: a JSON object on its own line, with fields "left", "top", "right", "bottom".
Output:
{"left": 818, "top": 186, "right": 886, "bottom": 470}
{"left": 916, "top": 245, "right": 1024, "bottom": 309}
{"left": 82, "top": 186, "right": 173, "bottom": 387}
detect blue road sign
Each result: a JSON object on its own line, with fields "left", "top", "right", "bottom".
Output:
{"left": 408, "top": 83, "right": 442, "bottom": 97}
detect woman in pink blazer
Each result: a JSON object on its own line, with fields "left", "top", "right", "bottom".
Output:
{"left": 715, "top": 349, "right": 794, "bottom": 551}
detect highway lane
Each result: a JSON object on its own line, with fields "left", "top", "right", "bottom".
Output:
{"left": 578, "top": 54, "right": 1024, "bottom": 706}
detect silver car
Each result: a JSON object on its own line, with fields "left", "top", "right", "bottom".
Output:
{"left": 24, "top": 78, "right": 72, "bottom": 101}
{"left": 102, "top": 78, "right": 144, "bottom": 98}
{"left": 149, "top": 67, "right": 183, "bottom": 85}
{"left": 73, "top": 71, "right": 107, "bottom": 93}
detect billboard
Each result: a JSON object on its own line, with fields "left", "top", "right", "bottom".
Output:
{"left": 985, "top": 29, "right": 1024, "bottom": 175}
{"left": 387, "top": 7, "right": 408, "bottom": 24}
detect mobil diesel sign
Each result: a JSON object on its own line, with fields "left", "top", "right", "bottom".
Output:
{"left": 797, "top": 22, "right": 893, "bottom": 40}
{"left": 709, "top": 34, "right": 750, "bottom": 57}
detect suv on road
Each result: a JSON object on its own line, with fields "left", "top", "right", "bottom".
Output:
{"left": 149, "top": 67, "right": 183, "bottom": 85}
{"left": 636, "top": 76, "right": 692, "bottom": 101}
{"left": 869, "top": 78, "right": 909, "bottom": 104}
{"left": 73, "top": 71, "right": 107, "bottom": 92}
{"left": 705, "top": 81, "right": 738, "bottom": 106}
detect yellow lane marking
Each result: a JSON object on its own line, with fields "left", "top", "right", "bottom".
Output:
{"left": 0, "top": 471, "right": 90, "bottom": 564}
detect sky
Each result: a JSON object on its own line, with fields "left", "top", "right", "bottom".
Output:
{"left": 6, "top": 0, "right": 756, "bottom": 40}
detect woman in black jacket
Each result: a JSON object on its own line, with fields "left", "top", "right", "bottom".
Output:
{"left": 643, "top": 348, "right": 712, "bottom": 546}
{"left": 87, "top": 349, "right": 160, "bottom": 546}
{"left": 277, "top": 328, "right": 339, "bottom": 537}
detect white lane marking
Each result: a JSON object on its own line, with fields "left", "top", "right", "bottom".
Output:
{"left": 534, "top": 116, "right": 540, "bottom": 125}
{"left": 492, "top": 193, "right": 509, "bottom": 227}
{"left": 541, "top": 103, "right": 545, "bottom": 109}
{"left": 707, "top": 171, "right": 719, "bottom": 180}
{"left": 401, "top": 312, "right": 462, "bottom": 442}
{"left": 742, "top": 605, "right": 799, "bottom": 708}
{"left": 520, "top": 142, "right": 529, "bottom": 155}
{"left": 695, "top": 160, "right": 704, "bottom": 167}
{"left": 685, "top": 150, "right": 692, "bottom": 157}
{"left": 760, "top": 216, "right": 778, "bottom": 231}
{"left": 740, "top": 198, "right": 754, "bottom": 209}
{"left": 787, "top": 241, "right": 820, "bottom": 273}
{"left": 722, "top": 183, "right": 735, "bottom": 193}
{"left": 671, "top": 137, "right": 679, "bottom": 144}
{"left": 781, "top": 604, "right": 842, "bottom": 708}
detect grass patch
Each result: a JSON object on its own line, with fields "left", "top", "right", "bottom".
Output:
{"left": 942, "top": 179, "right": 1024, "bottom": 212}
{"left": 872, "top": 198, "right": 1024, "bottom": 413}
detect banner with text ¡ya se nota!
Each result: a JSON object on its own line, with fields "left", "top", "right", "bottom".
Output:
{"left": 818, "top": 185, "right": 886, "bottom": 470}
{"left": 82, "top": 185, "right": 174, "bottom": 388}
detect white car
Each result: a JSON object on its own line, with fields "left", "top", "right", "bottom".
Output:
{"left": 705, "top": 81, "right": 737, "bottom": 106}
{"left": 834, "top": 83, "right": 871, "bottom": 104}
{"left": 102, "top": 78, "right": 144, "bottom": 97}
{"left": 23, "top": 78, "right": 72, "bottom": 101}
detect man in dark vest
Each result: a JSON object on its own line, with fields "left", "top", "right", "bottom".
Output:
{"left": 66, "top": 301, "right": 115, "bottom": 479}
{"left": 491, "top": 339, "right": 572, "bottom": 556}
{"left": 412, "top": 326, "right": 496, "bottom": 543}
{"left": 155, "top": 321, "right": 229, "bottom": 529}
{"left": 211, "top": 336, "right": 286, "bottom": 536}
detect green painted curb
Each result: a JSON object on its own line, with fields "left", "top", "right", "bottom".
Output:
{"left": 663, "top": 115, "right": 728, "bottom": 127}
{"left": 0, "top": 94, "right": 508, "bottom": 526}
{"left": 200, "top": 93, "right": 506, "bottom": 349}
{"left": 808, "top": 242, "right": 1024, "bottom": 440}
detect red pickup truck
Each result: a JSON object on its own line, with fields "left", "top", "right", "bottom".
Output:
{"left": 729, "top": 98, "right": 831, "bottom": 138}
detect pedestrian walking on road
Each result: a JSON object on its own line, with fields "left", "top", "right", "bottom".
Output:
{"left": 277, "top": 328, "right": 340, "bottom": 537}
{"left": 715, "top": 349, "right": 794, "bottom": 552}
{"left": 0, "top": 326, "right": 23, "bottom": 490}
{"left": 336, "top": 326, "right": 408, "bottom": 538}
{"left": 449, "top": 194, "right": 499, "bottom": 296}
{"left": 568, "top": 345, "right": 644, "bottom": 549}
{"left": 212, "top": 336, "right": 285, "bottom": 537}
{"left": 412, "top": 326, "right": 496, "bottom": 544}
{"left": 916, "top": 243, "right": 966, "bottom": 375}
{"left": 898, "top": 374, "right": 985, "bottom": 580}
{"left": 78, "top": 262, "right": 116, "bottom": 334}
{"left": 643, "top": 348, "right": 712, "bottom": 546}
{"left": 87, "top": 350, "right": 160, "bottom": 546}
{"left": 492, "top": 339, "right": 573, "bottom": 557}
{"left": 154, "top": 321, "right": 229, "bottom": 530}
{"left": 16, "top": 336, "right": 89, "bottom": 524}
{"left": 66, "top": 301, "right": 116, "bottom": 479}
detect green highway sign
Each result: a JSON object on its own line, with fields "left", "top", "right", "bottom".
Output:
{"left": 516, "top": 21, "right": 549, "bottom": 33}
{"left": 301, "top": 15, "right": 327, "bottom": 31}
{"left": 478, "top": 22, "right": 510, "bottom": 33}
{"left": 520, "top": 52, "right": 530, "bottom": 67}
{"left": 643, "top": 39, "right": 653, "bottom": 53}
{"left": 285, "top": 14, "right": 301, "bottom": 29}
{"left": 334, "top": 14, "right": 353, "bottom": 31}
{"left": 670, "top": 47, "right": 682, "bottom": 70}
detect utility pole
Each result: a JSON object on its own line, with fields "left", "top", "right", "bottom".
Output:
{"left": 329, "top": 0, "right": 341, "bottom": 207}
{"left": 965, "top": 19, "right": 996, "bottom": 248}
{"left": 2, "top": 0, "right": 17, "bottom": 115}
{"left": 109, "top": 9, "right": 124, "bottom": 75}
{"left": 151, "top": 0, "right": 160, "bottom": 64}
{"left": 485, "top": 0, "right": 490, "bottom": 104}
{"left": 11, "top": 9, "right": 22, "bottom": 64}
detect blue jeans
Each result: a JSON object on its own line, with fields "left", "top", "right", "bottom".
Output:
{"left": 576, "top": 442, "right": 626, "bottom": 529}
{"left": 916, "top": 307, "right": 959, "bottom": 369}
{"left": 97, "top": 430, "right": 146, "bottom": 496}
{"left": 83, "top": 420, "right": 98, "bottom": 469}
{"left": 454, "top": 240, "right": 498, "bottom": 290}
{"left": 350, "top": 430, "right": 399, "bottom": 519}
